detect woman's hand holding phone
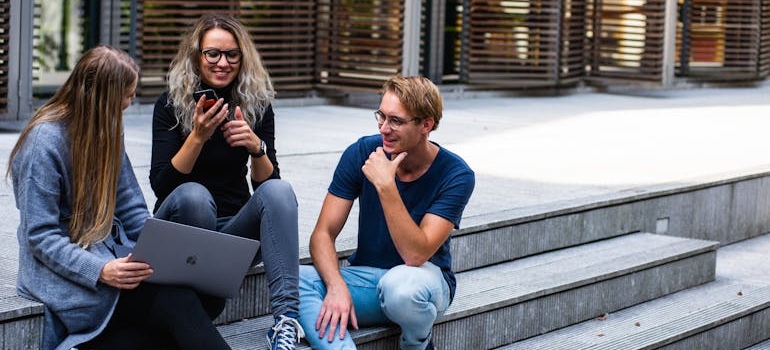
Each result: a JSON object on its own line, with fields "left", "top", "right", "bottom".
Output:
{"left": 193, "top": 89, "right": 218, "bottom": 110}
{"left": 192, "top": 93, "right": 228, "bottom": 141}
{"left": 170, "top": 92, "right": 228, "bottom": 175}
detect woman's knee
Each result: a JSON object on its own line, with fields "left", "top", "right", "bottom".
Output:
{"left": 256, "top": 179, "right": 297, "bottom": 209}
{"left": 157, "top": 183, "right": 217, "bottom": 227}
{"left": 171, "top": 183, "right": 215, "bottom": 207}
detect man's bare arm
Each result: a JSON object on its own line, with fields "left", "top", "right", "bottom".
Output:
{"left": 308, "top": 193, "right": 359, "bottom": 341}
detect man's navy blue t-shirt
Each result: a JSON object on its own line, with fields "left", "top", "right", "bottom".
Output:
{"left": 329, "top": 134, "right": 475, "bottom": 300}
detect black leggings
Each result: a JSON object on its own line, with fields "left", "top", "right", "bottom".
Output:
{"left": 80, "top": 283, "right": 230, "bottom": 350}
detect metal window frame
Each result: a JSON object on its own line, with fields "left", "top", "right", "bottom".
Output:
{"left": 6, "top": 0, "right": 33, "bottom": 121}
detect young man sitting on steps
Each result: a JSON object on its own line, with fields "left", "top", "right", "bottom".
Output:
{"left": 297, "top": 75, "right": 475, "bottom": 350}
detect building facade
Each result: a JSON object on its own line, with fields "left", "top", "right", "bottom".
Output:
{"left": 2, "top": 0, "right": 769, "bottom": 121}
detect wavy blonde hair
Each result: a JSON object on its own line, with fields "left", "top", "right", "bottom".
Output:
{"left": 8, "top": 45, "right": 139, "bottom": 248}
{"left": 167, "top": 13, "right": 274, "bottom": 134}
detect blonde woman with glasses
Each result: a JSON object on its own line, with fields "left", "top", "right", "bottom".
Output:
{"left": 150, "top": 13, "right": 303, "bottom": 350}
{"left": 8, "top": 45, "right": 231, "bottom": 350}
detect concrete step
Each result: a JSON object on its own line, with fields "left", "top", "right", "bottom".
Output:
{"left": 0, "top": 285, "right": 43, "bottom": 350}
{"left": 219, "top": 196, "right": 692, "bottom": 326}
{"left": 500, "top": 280, "right": 770, "bottom": 350}
{"left": 498, "top": 232, "right": 770, "bottom": 350}
{"left": 219, "top": 232, "right": 718, "bottom": 349}
{"left": 217, "top": 215, "right": 644, "bottom": 325}
{"left": 746, "top": 339, "right": 770, "bottom": 350}
{"left": 0, "top": 231, "right": 42, "bottom": 349}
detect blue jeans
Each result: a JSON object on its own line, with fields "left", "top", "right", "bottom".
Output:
{"left": 298, "top": 262, "right": 450, "bottom": 350}
{"left": 154, "top": 181, "right": 300, "bottom": 318}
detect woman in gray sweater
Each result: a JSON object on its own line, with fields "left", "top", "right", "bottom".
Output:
{"left": 8, "top": 45, "right": 230, "bottom": 350}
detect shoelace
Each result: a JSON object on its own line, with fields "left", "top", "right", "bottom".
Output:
{"left": 270, "top": 315, "right": 306, "bottom": 349}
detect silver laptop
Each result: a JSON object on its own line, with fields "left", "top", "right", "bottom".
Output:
{"left": 129, "top": 218, "right": 260, "bottom": 298}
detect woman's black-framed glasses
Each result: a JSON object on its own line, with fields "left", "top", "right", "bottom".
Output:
{"left": 201, "top": 49, "right": 242, "bottom": 64}
{"left": 374, "top": 110, "right": 417, "bottom": 131}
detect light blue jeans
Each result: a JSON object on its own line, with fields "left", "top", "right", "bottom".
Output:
{"left": 154, "top": 181, "right": 300, "bottom": 318}
{"left": 298, "top": 262, "right": 450, "bottom": 350}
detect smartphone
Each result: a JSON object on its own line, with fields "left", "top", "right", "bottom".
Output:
{"left": 193, "top": 89, "right": 218, "bottom": 110}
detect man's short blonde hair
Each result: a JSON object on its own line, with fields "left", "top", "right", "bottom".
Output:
{"left": 382, "top": 75, "right": 443, "bottom": 131}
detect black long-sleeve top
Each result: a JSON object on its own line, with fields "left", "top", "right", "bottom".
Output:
{"left": 150, "top": 89, "right": 280, "bottom": 217}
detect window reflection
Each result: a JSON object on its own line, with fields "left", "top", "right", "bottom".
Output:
{"left": 33, "top": 0, "right": 84, "bottom": 98}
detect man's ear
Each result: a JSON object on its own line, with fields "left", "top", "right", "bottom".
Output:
{"left": 421, "top": 117, "right": 436, "bottom": 133}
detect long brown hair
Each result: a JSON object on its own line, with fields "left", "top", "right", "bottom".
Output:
{"left": 7, "top": 45, "right": 139, "bottom": 247}
{"left": 167, "top": 13, "right": 274, "bottom": 134}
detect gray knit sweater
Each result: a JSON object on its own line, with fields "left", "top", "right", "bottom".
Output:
{"left": 11, "top": 121, "right": 149, "bottom": 350}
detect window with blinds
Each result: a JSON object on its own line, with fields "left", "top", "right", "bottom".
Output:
{"left": 586, "top": 0, "right": 666, "bottom": 82}
{"left": 4, "top": 0, "right": 769, "bottom": 114}
{"left": 761, "top": 1, "right": 770, "bottom": 77}
{"left": 465, "top": 0, "right": 586, "bottom": 88}
{"left": 239, "top": 2, "right": 316, "bottom": 93}
{"left": 137, "top": 1, "right": 315, "bottom": 98}
{"left": 561, "top": 0, "right": 588, "bottom": 83}
{"left": 314, "top": 1, "right": 404, "bottom": 91}
{"left": 678, "top": 0, "right": 767, "bottom": 80}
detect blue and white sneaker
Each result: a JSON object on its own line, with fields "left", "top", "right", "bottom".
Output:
{"left": 266, "top": 315, "right": 305, "bottom": 350}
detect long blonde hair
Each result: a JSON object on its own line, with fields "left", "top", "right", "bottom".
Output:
{"left": 167, "top": 13, "right": 274, "bottom": 134}
{"left": 7, "top": 45, "right": 139, "bottom": 247}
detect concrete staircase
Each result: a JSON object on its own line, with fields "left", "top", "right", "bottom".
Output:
{"left": 212, "top": 172, "right": 770, "bottom": 349}
{"left": 219, "top": 232, "right": 719, "bottom": 349}
{"left": 499, "top": 233, "right": 770, "bottom": 350}
{"left": 4, "top": 173, "right": 770, "bottom": 349}
{"left": 501, "top": 282, "right": 770, "bottom": 350}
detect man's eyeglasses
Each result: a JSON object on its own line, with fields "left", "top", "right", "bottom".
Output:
{"left": 374, "top": 110, "right": 418, "bottom": 130}
{"left": 201, "top": 49, "right": 242, "bottom": 64}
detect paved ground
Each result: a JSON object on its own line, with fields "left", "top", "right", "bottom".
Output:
{"left": 1, "top": 83, "right": 770, "bottom": 271}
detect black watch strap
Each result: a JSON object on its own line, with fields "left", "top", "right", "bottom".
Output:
{"left": 249, "top": 140, "right": 267, "bottom": 158}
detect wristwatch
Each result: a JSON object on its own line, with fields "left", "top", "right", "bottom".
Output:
{"left": 249, "top": 140, "right": 267, "bottom": 158}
